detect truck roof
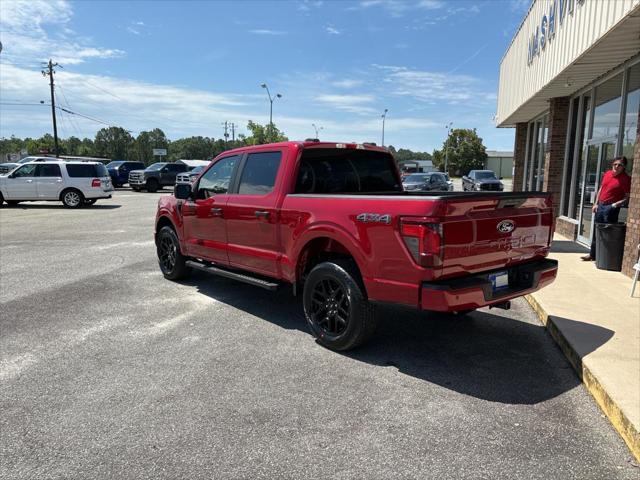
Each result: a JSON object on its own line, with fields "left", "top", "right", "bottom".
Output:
{"left": 214, "top": 141, "right": 389, "bottom": 158}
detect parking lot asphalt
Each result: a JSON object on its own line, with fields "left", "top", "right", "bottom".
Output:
{"left": 0, "top": 189, "right": 637, "bottom": 479}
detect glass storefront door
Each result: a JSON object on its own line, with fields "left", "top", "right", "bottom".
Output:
{"left": 576, "top": 141, "right": 616, "bottom": 244}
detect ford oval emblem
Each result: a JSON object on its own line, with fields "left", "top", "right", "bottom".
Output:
{"left": 497, "top": 220, "right": 516, "bottom": 233}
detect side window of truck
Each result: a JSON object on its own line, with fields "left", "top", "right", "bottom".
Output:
{"left": 196, "top": 155, "right": 239, "bottom": 199}
{"left": 237, "top": 152, "right": 281, "bottom": 195}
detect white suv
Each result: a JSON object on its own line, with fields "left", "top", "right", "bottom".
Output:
{"left": 0, "top": 161, "right": 114, "bottom": 208}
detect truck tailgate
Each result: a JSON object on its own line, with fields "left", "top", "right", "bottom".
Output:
{"left": 437, "top": 194, "right": 554, "bottom": 278}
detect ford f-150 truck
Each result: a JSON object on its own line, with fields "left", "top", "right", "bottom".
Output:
{"left": 155, "top": 141, "right": 557, "bottom": 351}
{"left": 129, "top": 162, "right": 189, "bottom": 192}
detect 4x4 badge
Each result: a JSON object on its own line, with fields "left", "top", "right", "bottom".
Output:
{"left": 497, "top": 220, "right": 515, "bottom": 233}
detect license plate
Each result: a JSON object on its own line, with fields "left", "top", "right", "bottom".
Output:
{"left": 489, "top": 271, "right": 509, "bottom": 292}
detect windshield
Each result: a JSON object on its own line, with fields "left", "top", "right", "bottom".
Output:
{"left": 190, "top": 166, "right": 205, "bottom": 174}
{"left": 106, "top": 161, "right": 124, "bottom": 168}
{"left": 430, "top": 173, "right": 447, "bottom": 182}
{"left": 146, "top": 163, "right": 167, "bottom": 171}
{"left": 405, "top": 174, "right": 429, "bottom": 183}
{"left": 475, "top": 171, "right": 497, "bottom": 180}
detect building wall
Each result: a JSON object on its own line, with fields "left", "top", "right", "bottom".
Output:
{"left": 512, "top": 123, "right": 528, "bottom": 191}
{"left": 543, "top": 97, "right": 570, "bottom": 217}
{"left": 486, "top": 157, "right": 514, "bottom": 178}
{"left": 622, "top": 109, "right": 640, "bottom": 277}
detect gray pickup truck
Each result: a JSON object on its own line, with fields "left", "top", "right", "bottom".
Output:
{"left": 128, "top": 162, "right": 189, "bottom": 192}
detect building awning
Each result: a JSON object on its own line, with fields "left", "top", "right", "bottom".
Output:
{"left": 497, "top": 3, "right": 640, "bottom": 127}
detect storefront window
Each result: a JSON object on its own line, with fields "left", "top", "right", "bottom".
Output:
{"left": 622, "top": 63, "right": 639, "bottom": 170}
{"left": 571, "top": 94, "right": 591, "bottom": 219}
{"left": 524, "top": 115, "right": 548, "bottom": 191}
{"left": 591, "top": 73, "right": 623, "bottom": 140}
{"left": 561, "top": 98, "right": 580, "bottom": 217}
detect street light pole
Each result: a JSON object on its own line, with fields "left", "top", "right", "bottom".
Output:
{"left": 381, "top": 109, "right": 388, "bottom": 147}
{"left": 444, "top": 122, "right": 453, "bottom": 174}
{"left": 261, "top": 83, "right": 282, "bottom": 141}
{"left": 312, "top": 123, "right": 323, "bottom": 139}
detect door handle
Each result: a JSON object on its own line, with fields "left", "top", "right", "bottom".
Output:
{"left": 26, "top": 179, "right": 33, "bottom": 183}
{"left": 210, "top": 207, "right": 223, "bottom": 217}
{"left": 255, "top": 210, "right": 270, "bottom": 219}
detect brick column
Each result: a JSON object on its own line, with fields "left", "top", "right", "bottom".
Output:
{"left": 543, "top": 97, "right": 570, "bottom": 217}
{"left": 512, "top": 123, "right": 528, "bottom": 192}
{"left": 622, "top": 109, "right": 640, "bottom": 278}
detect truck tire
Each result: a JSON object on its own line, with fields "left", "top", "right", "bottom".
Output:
{"left": 157, "top": 226, "right": 190, "bottom": 280}
{"left": 61, "top": 188, "right": 84, "bottom": 208}
{"left": 146, "top": 179, "right": 159, "bottom": 193}
{"left": 303, "top": 260, "right": 376, "bottom": 351}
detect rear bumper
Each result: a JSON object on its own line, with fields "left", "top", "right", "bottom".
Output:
{"left": 421, "top": 258, "right": 558, "bottom": 312}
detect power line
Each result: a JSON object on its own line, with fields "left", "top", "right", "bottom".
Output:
{"left": 56, "top": 83, "right": 83, "bottom": 137}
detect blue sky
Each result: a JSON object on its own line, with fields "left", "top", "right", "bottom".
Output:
{"left": 0, "top": 0, "right": 531, "bottom": 153}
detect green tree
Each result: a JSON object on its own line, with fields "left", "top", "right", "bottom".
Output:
{"left": 134, "top": 128, "right": 169, "bottom": 165}
{"left": 25, "top": 134, "right": 58, "bottom": 156}
{"left": 244, "top": 120, "right": 287, "bottom": 145}
{"left": 0, "top": 135, "right": 27, "bottom": 160}
{"left": 432, "top": 128, "right": 487, "bottom": 176}
{"left": 168, "top": 136, "right": 216, "bottom": 162}
{"left": 94, "top": 127, "right": 134, "bottom": 160}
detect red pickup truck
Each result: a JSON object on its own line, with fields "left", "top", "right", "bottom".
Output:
{"left": 155, "top": 141, "right": 557, "bottom": 351}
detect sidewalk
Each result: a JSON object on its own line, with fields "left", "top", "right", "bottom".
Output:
{"left": 525, "top": 233, "right": 640, "bottom": 461}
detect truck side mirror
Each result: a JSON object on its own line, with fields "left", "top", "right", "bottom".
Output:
{"left": 174, "top": 183, "right": 192, "bottom": 199}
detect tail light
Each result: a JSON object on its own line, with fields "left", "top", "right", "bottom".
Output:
{"left": 400, "top": 217, "right": 443, "bottom": 267}
{"left": 91, "top": 179, "right": 101, "bottom": 187}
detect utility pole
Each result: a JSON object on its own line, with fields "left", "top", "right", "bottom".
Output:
{"left": 42, "top": 59, "right": 59, "bottom": 157}
{"left": 230, "top": 123, "right": 236, "bottom": 142}
{"left": 444, "top": 122, "right": 453, "bottom": 174}
{"left": 381, "top": 109, "right": 388, "bottom": 147}
{"left": 222, "top": 121, "right": 229, "bottom": 145}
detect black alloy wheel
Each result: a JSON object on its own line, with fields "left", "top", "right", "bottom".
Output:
{"left": 157, "top": 226, "right": 190, "bottom": 280}
{"left": 303, "top": 260, "right": 376, "bottom": 351}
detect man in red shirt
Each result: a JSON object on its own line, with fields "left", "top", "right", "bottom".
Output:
{"left": 582, "top": 156, "right": 631, "bottom": 261}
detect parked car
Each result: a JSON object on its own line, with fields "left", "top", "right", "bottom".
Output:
{"left": 402, "top": 172, "right": 450, "bottom": 192}
{"left": 176, "top": 165, "right": 206, "bottom": 185}
{"left": 128, "top": 162, "right": 190, "bottom": 192}
{"left": 0, "top": 156, "right": 59, "bottom": 174}
{"left": 443, "top": 172, "right": 454, "bottom": 191}
{"left": 462, "top": 170, "right": 504, "bottom": 191}
{"left": 106, "top": 160, "right": 145, "bottom": 187}
{"left": 0, "top": 160, "right": 113, "bottom": 208}
{"left": 155, "top": 140, "right": 557, "bottom": 351}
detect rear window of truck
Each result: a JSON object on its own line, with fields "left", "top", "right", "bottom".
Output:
{"left": 295, "top": 148, "right": 401, "bottom": 194}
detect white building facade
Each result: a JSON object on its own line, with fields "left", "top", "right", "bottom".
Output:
{"left": 497, "top": 0, "right": 640, "bottom": 276}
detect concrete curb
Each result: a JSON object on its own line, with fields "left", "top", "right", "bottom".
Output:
{"left": 525, "top": 294, "right": 640, "bottom": 462}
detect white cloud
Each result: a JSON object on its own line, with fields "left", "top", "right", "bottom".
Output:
{"left": 0, "top": 0, "right": 125, "bottom": 65}
{"left": 326, "top": 25, "right": 340, "bottom": 35}
{"left": 332, "top": 79, "right": 363, "bottom": 88}
{"left": 298, "top": 0, "right": 324, "bottom": 11}
{"left": 373, "top": 64, "right": 493, "bottom": 104}
{"left": 315, "top": 94, "right": 377, "bottom": 114}
{"left": 248, "top": 29, "right": 287, "bottom": 35}
{"left": 510, "top": 0, "right": 531, "bottom": 13}
{"left": 356, "top": 0, "right": 444, "bottom": 17}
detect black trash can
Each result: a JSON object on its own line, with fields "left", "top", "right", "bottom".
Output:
{"left": 595, "top": 222, "right": 626, "bottom": 271}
